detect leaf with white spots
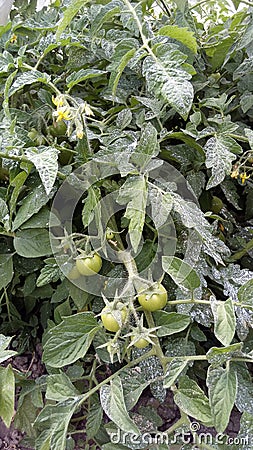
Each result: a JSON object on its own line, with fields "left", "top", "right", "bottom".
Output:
{"left": 25, "top": 147, "right": 59, "bottom": 195}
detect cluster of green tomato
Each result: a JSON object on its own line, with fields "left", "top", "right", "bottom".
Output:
{"left": 101, "top": 284, "right": 167, "bottom": 348}
{"left": 67, "top": 235, "right": 168, "bottom": 349}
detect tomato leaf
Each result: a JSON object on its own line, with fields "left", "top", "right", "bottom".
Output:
{"left": 207, "top": 366, "right": 237, "bottom": 433}
{"left": 153, "top": 311, "right": 191, "bottom": 337}
{"left": 164, "top": 358, "right": 189, "bottom": 389}
{"left": 43, "top": 312, "right": 99, "bottom": 367}
{"left": 174, "top": 375, "right": 213, "bottom": 426}
{"left": 211, "top": 297, "right": 236, "bottom": 347}
{"left": 162, "top": 256, "right": 200, "bottom": 292}
{"left": 0, "top": 365, "right": 15, "bottom": 427}
{"left": 100, "top": 375, "right": 140, "bottom": 434}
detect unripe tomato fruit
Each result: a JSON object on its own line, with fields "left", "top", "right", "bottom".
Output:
{"left": 138, "top": 284, "right": 167, "bottom": 312}
{"left": 101, "top": 303, "right": 127, "bottom": 332}
{"left": 211, "top": 196, "right": 223, "bottom": 214}
{"left": 76, "top": 254, "right": 102, "bottom": 276}
{"left": 106, "top": 230, "right": 114, "bottom": 240}
{"left": 132, "top": 337, "right": 149, "bottom": 348}
{"left": 48, "top": 121, "right": 67, "bottom": 137}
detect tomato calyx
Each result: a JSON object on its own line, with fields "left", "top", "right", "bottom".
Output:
{"left": 124, "top": 315, "right": 158, "bottom": 348}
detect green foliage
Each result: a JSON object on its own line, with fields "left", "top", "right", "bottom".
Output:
{"left": 0, "top": 0, "right": 253, "bottom": 448}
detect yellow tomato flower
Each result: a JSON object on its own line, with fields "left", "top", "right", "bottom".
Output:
{"left": 231, "top": 168, "right": 239, "bottom": 179}
{"left": 54, "top": 107, "right": 71, "bottom": 122}
{"left": 240, "top": 172, "right": 250, "bottom": 184}
{"left": 52, "top": 95, "right": 65, "bottom": 108}
{"left": 10, "top": 34, "right": 17, "bottom": 44}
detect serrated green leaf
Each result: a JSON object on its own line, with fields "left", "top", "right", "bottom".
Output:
{"left": 86, "top": 400, "right": 103, "bottom": 439}
{"left": 149, "top": 185, "right": 173, "bottom": 228}
{"left": 66, "top": 69, "right": 107, "bottom": 89}
{"left": 238, "top": 278, "right": 253, "bottom": 307}
{"left": 245, "top": 127, "right": 253, "bottom": 149}
{"left": 120, "top": 367, "right": 150, "bottom": 410}
{"left": 0, "top": 197, "right": 9, "bottom": 230}
{"left": 66, "top": 280, "right": 90, "bottom": 311}
{"left": 0, "top": 334, "right": 17, "bottom": 363}
{"left": 14, "top": 391, "right": 39, "bottom": 437}
{"left": 21, "top": 207, "right": 56, "bottom": 230}
{"left": 174, "top": 375, "right": 213, "bottom": 426}
{"left": 43, "top": 312, "right": 99, "bottom": 367}
{"left": 14, "top": 228, "right": 52, "bottom": 257}
{"left": 116, "top": 109, "right": 133, "bottom": 129}
{"left": 12, "top": 185, "right": 52, "bottom": 231}
{"left": 142, "top": 50, "right": 194, "bottom": 119}
{"left": 207, "top": 366, "right": 237, "bottom": 433}
{"left": 0, "top": 365, "right": 15, "bottom": 427}
{"left": 207, "top": 343, "right": 243, "bottom": 367}
{"left": 46, "top": 373, "right": 80, "bottom": 402}
{"left": 82, "top": 186, "right": 101, "bottom": 229}
{"left": 159, "top": 25, "right": 197, "bottom": 54}
{"left": 100, "top": 375, "right": 139, "bottom": 434}
{"left": 131, "top": 123, "right": 159, "bottom": 169}
{"left": 109, "top": 47, "right": 136, "bottom": 96}
{"left": 9, "top": 171, "right": 29, "bottom": 222}
{"left": 162, "top": 256, "right": 200, "bottom": 291}
{"left": 9, "top": 71, "right": 50, "bottom": 96}
{"left": 153, "top": 311, "right": 191, "bottom": 337}
{"left": 25, "top": 148, "right": 59, "bottom": 195}
{"left": 54, "top": 299, "right": 72, "bottom": 324}
{"left": 205, "top": 136, "right": 240, "bottom": 189}
{"left": 56, "top": 0, "right": 89, "bottom": 40}
{"left": 117, "top": 175, "right": 148, "bottom": 253}
{"left": 211, "top": 298, "right": 236, "bottom": 347}
{"left": 138, "top": 355, "right": 165, "bottom": 402}
{"left": 37, "top": 262, "right": 60, "bottom": 287}
{"left": 0, "top": 254, "right": 13, "bottom": 290}
{"left": 34, "top": 398, "right": 80, "bottom": 450}
{"left": 91, "top": 1, "right": 122, "bottom": 36}
{"left": 164, "top": 358, "right": 189, "bottom": 388}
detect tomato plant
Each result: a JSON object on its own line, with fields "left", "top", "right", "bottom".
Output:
{"left": 0, "top": 0, "right": 253, "bottom": 449}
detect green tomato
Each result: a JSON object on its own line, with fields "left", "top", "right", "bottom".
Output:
{"left": 48, "top": 121, "right": 67, "bottom": 137}
{"left": 131, "top": 337, "right": 149, "bottom": 348}
{"left": 101, "top": 303, "right": 127, "bottom": 332}
{"left": 138, "top": 284, "right": 167, "bottom": 312}
{"left": 76, "top": 254, "right": 102, "bottom": 276}
{"left": 211, "top": 196, "right": 223, "bottom": 214}
{"left": 106, "top": 230, "right": 114, "bottom": 240}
